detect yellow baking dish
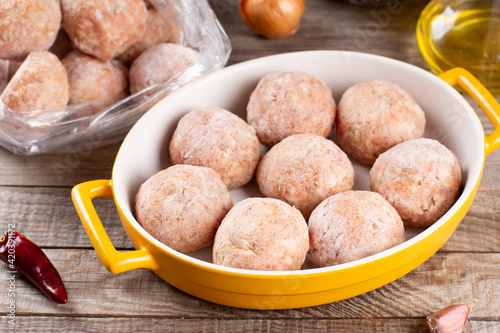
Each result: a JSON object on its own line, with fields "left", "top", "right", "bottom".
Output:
{"left": 72, "top": 51, "right": 500, "bottom": 309}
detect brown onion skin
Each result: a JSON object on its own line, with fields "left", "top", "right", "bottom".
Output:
{"left": 239, "top": 0, "right": 305, "bottom": 38}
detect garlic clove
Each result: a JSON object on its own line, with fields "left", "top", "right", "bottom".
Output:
{"left": 426, "top": 299, "right": 477, "bottom": 333}
{"left": 239, "top": 0, "right": 305, "bottom": 39}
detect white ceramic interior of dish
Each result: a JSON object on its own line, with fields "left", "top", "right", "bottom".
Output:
{"left": 112, "top": 51, "right": 485, "bottom": 275}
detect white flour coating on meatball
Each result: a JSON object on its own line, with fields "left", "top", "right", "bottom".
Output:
{"left": 247, "top": 71, "right": 336, "bottom": 147}
{"left": 61, "top": 0, "right": 148, "bottom": 61}
{"left": 1, "top": 51, "right": 69, "bottom": 112}
{"left": 129, "top": 43, "right": 198, "bottom": 95}
{"left": 308, "top": 191, "right": 405, "bottom": 267}
{"left": 62, "top": 50, "right": 128, "bottom": 108}
{"left": 0, "top": 0, "right": 61, "bottom": 61}
{"left": 337, "top": 80, "right": 426, "bottom": 165}
{"left": 135, "top": 165, "right": 233, "bottom": 254}
{"left": 370, "top": 138, "right": 462, "bottom": 228}
{"left": 117, "top": 8, "right": 180, "bottom": 65}
{"left": 256, "top": 134, "right": 354, "bottom": 219}
{"left": 213, "top": 198, "right": 309, "bottom": 271}
{"left": 169, "top": 107, "right": 261, "bottom": 190}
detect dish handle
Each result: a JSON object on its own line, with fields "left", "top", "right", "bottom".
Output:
{"left": 439, "top": 68, "right": 500, "bottom": 156}
{"left": 71, "top": 179, "right": 159, "bottom": 274}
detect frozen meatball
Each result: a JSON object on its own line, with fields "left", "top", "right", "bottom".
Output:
{"left": 370, "top": 138, "right": 462, "bottom": 228}
{"left": 309, "top": 191, "right": 405, "bottom": 267}
{"left": 256, "top": 134, "right": 354, "bottom": 219}
{"left": 61, "top": 0, "right": 147, "bottom": 61}
{"left": 337, "top": 80, "right": 426, "bottom": 165}
{"left": 169, "top": 107, "right": 261, "bottom": 190}
{"left": 117, "top": 8, "right": 180, "bottom": 65}
{"left": 213, "top": 198, "right": 309, "bottom": 271}
{"left": 1, "top": 51, "right": 69, "bottom": 112}
{"left": 247, "top": 71, "right": 336, "bottom": 147}
{"left": 129, "top": 43, "right": 199, "bottom": 95}
{"left": 62, "top": 51, "right": 128, "bottom": 108}
{"left": 135, "top": 165, "right": 233, "bottom": 254}
{"left": 0, "top": 0, "right": 61, "bottom": 61}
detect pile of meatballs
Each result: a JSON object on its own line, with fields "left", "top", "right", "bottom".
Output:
{"left": 135, "top": 71, "right": 463, "bottom": 271}
{"left": 0, "top": 0, "right": 198, "bottom": 116}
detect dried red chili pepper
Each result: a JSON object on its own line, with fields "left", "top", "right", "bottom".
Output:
{"left": 0, "top": 231, "right": 68, "bottom": 304}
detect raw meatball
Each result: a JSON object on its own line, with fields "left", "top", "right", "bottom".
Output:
{"left": 62, "top": 51, "right": 128, "bottom": 108}
{"left": 309, "top": 191, "right": 405, "bottom": 267}
{"left": 256, "top": 134, "right": 354, "bottom": 219}
{"left": 117, "top": 8, "right": 180, "bottom": 65}
{"left": 129, "top": 43, "right": 199, "bottom": 95}
{"left": 169, "top": 107, "right": 261, "bottom": 190}
{"left": 337, "top": 80, "right": 426, "bottom": 165}
{"left": 213, "top": 198, "right": 309, "bottom": 271}
{"left": 61, "top": 0, "right": 147, "bottom": 61}
{"left": 370, "top": 138, "right": 463, "bottom": 228}
{"left": 1, "top": 51, "right": 69, "bottom": 112}
{"left": 0, "top": 0, "right": 61, "bottom": 61}
{"left": 247, "top": 71, "right": 336, "bottom": 147}
{"left": 135, "top": 165, "right": 233, "bottom": 254}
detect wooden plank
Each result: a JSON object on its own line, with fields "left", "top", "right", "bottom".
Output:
{"left": 0, "top": 250, "right": 497, "bottom": 318}
{"left": 0, "top": 185, "right": 498, "bottom": 251}
{"left": 0, "top": 0, "right": 429, "bottom": 188}
{"left": 1, "top": 316, "right": 498, "bottom": 333}
{"left": 0, "top": 0, "right": 496, "bottom": 329}
{"left": 0, "top": 186, "right": 133, "bottom": 249}
{"left": 219, "top": 0, "right": 431, "bottom": 66}
{"left": 0, "top": 82, "right": 496, "bottom": 193}
{"left": 0, "top": 0, "right": 496, "bottom": 191}
{"left": 442, "top": 189, "right": 500, "bottom": 252}
{"left": 1, "top": 105, "right": 497, "bottom": 190}
{"left": 0, "top": 142, "right": 120, "bottom": 187}
{"left": 1, "top": 99, "right": 495, "bottom": 189}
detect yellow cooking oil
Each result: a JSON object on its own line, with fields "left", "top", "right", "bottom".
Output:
{"left": 417, "top": 0, "right": 500, "bottom": 93}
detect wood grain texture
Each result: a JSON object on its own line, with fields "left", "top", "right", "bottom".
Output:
{"left": 0, "top": 142, "right": 120, "bottom": 187}
{"left": 0, "top": 185, "right": 498, "bottom": 251}
{"left": 0, "top": 250, "right": 498, "bottom": 319}
{"left": 1, "top": 317, "right": 498, "bottom": 333}
{"left": 0, "top": 186, "right": 133, "bottom": 249}
{"left": 0, "top": 0, "right": 498, "bottom": 331}
{"left": 219, "top": 0, "right": 431, "bottom": 66}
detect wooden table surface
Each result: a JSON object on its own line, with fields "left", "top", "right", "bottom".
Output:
{"left": 1, "top": 0, "right": 499, "bottom": 332}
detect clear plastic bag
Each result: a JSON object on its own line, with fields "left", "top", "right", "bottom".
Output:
{"left": 0, "top": 0, "right": 231, "bottom": 155}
